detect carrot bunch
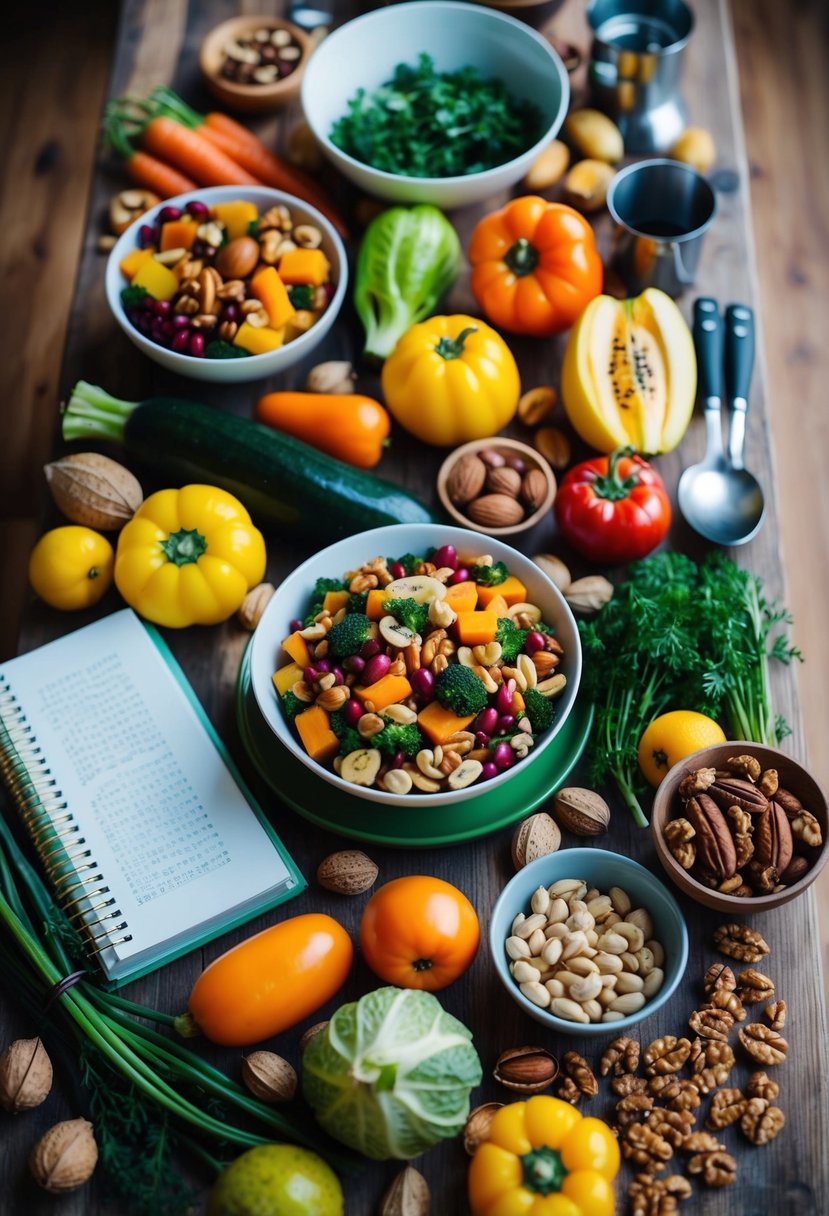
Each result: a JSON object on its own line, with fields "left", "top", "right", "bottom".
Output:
{"left": 104, "top": 87, "right": 348, "bottom": 237}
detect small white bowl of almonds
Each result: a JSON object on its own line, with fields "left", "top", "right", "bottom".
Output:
{"left": 490, "top": 848, "right": 689, "bottom": 1036}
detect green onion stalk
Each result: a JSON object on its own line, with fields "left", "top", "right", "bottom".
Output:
{"left": 0, "top": 812, "right": 354, "bottom": 1212}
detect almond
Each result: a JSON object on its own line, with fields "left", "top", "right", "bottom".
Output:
{"left": 532, "top": 553, "right": 572, "bottom": 593}
{"left": 316, "top": 849, "right": 378, "bottom": 894}
{"left": 447, "top": 452, "right": 487, "bottom": 505}
{"left": 486, "top": 465, "right": 522, "bottom": 498}
{"left": 521, "top": 468, "right": 551, "bottom": 511}
{"left": 241, "top": 1051, "right": 297, "bottom": 1102}
{"left": 534, "top": 427, "right": 571, "bottom": 470}
{"left": 467, "top": 493, "right": 525, "bottom": 528}
{"left": 44, "top": 453, "right": 143, "bottom": 530}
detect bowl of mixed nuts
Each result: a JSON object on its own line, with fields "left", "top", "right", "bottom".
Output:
{"left": 105, "top": 185, "right": 347, "bottom": 383}
{"left": 248, "top": 522, "right": 582, "bottom": 808}
{"left": 199, "top": 15, "right": 311, "bottom": 113}
{"left": 489, "top": 848, "right": 689, "bottom": 1036}
{"left": 437, "top": 438, "right": 556, "bottom": 537}
{"left": 651, "top": 742, "right": 828, "bottom": 913}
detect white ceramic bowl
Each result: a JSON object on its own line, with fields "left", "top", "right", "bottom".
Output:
{"left": 300, "top": 1, "right": 570, "bottom": 208}
{"left": 105, "top": 185, "right": 348, "bottom": 384}
{"left": 249, "top": 523, "right": 582, "bottom": 807}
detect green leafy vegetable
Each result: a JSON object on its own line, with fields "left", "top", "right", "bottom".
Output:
{"left": 302, "top": 986, "right": 482, "bottom": 1159}
{"left": 332, "top": 53, "right": 542, "bottom": 179}
{"left": 383, "top": 597, "right": 430, "bottom": 635}
{"left": 354, "top": 203, "right": 461, "bottom": 360}
{"left": 495, "top": 617, "right": 528, "bottom": 664}
{"left": 471, "top": 561, "right": 509, "bottom": 586}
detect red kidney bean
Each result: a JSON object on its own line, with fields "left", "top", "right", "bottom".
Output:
{"left": 410, "top": 667, "right": 435, "bottom": 700}
{"left": 363, "top": 653, "right": 391, "bottom": 685}
{"left": 138, "top": 223, "right": 155, "bottom": 248}
{"left": 303, "top": 666, "right": 319, "bottom": 685}
{"left": 171, "top": 314, "right": 191, "bottom": 329}
{"left": 360, "top": 639, "right": 381, "bottom": 660}
{"left": 188, "top": 332, "right": 205, "bottom": 357}
{"left": 343, "top": 698, "right": 363, "bottom": 727}
{"left": 389, "top": 561, "right": 406, "bottom": 580}
{"left": 481, "top": 760, "right": 498, "bottom": 781}
{"left": 331, "top": 666, "right": 345, "bottom": 685}
{"left": 432, "top": 544, "right": 458, "bottom": 570}
{"left": 496, "top": 679, "right": 516, "bottom": 715}
{"left": 152, "top": 298, "right": 172, "bottom": 316}
{"left": 222, "top": 303, "right": 240, "bottom": 323}
{"left": 474, "top": 707, "right": 498, "bottom": 736}
{"left": 344, "top": 654, "right": 365, "bottom": 675}
{"left": 475, "top": 730, "right": 490, "bottom": 747}
{"left": 449, "top": 567, "right": 471, "bottom": 584}
{"left": 315, "top": 658, "right": 331, "bottom": 673}
{"left": 497, "top": 714, "right": 515, "bottom": 734}
{"left": 290, "top": 618, "right": 303, "bottom": 631}
{"left": 392, "top": 750, "right": 406, "bottom": 769}
{"left": 186, "top": 200, "right": 209, "bottom": 219}
{"left": 524, "top": 631, "right": 546, "bottom": 654}
{"left": 171, "top": 329, "right": 190, "bottom": 352}
{"left": 505, "top": 455, "right": 526, "bottom": 473}
{"left": 493, "top": 741, "right": 516, "bottom": 770}
{"left": 159, "top": 205, "right": 183, "bottom": 223}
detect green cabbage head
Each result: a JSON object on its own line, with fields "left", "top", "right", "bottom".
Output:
{"left": 301, "top": 986, "right": 482, "bottom": 1160}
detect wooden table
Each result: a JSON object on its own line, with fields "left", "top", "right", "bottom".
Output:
{"left": 2, "top": 1, "right": 827, "bottom": 1212}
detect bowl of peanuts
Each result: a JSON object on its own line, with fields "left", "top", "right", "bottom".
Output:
{"left": 248, "top": 522, "right": 582, "bottom": 807}
{"left": 490, "top": 848, "right": 689, "bottom": 1035}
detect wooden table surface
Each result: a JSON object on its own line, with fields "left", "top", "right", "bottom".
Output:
{"left": 1, "top": 1, "right": 828, "bottom": 1213}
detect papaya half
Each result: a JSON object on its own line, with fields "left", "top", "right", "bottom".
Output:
{"left": 561, "top": 288, "right": 696, "bottom": 455}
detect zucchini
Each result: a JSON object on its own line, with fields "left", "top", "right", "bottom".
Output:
{"left": 62, "top": 381, "right": 438, "bottom": 540}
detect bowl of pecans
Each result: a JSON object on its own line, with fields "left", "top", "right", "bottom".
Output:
{"left": 199, "top": 15, "right": 311, "bottom": 113}
{"left": 651, "top": 742, "right": 828, "bottom": 913}
{"left": 105, "top": 185, "right": 347, "bottom": 383}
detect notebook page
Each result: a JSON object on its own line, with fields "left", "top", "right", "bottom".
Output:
{"left": 1, "top": 610, "right": 291, "bottom": 970}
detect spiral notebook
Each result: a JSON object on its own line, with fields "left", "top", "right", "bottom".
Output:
{"left": 0, "top": 609, "right": 304, "bottom": 987}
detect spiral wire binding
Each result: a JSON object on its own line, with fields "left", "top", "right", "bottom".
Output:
{"left": 0, "top": 678, "right": 133, "bottom": 958}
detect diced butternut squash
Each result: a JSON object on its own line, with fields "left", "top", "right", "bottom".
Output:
{"left": 323, "top": 589, "right": 350, "bottom": 614}
{"left": 273, "top": 661, "right": 305, "bottom": 695}
{"left": 444, "top": 581, "right": 478, "bottom": 614}
{"left": 417, "top": 701, "right": 476, "bottom": 746}
{"left": 278, "top": 247, "right": 331, "bottom": 286}
{"left": 486, "top": 594, "right": 509, "bottom": 618}
{"left": 160, "top": 219, "right": 196, "bottom": 252}
{"left": 456, "top": 610, "right": 498, "bottom": 647}
{"left": 251, "top": 267, "right": 296, "bottom": 330}
{"left": 130, "top": 258, "right": 179, "bottom": 301}
{"left": 295, "top": 705, "right": 340, "bottom": 764}
{"left": 211, "top": 200, "right": 258, "bottom": 241}
{"left": 477, "top": 575, "right": 527, "bottom": 608}
{"left": 282, "top": 631, "right": 311, "bottom": 667}
{"left": 233, "top": 321, "right": 285, "bottom": 355}
{"left": 365, "top": 588, "right": 389, "bottom": 620}
{"left": 119, "top": 247, "right": 154, "bottom": 280}
{"left": 354, "top": 673, "right": 412, "bottom": 712}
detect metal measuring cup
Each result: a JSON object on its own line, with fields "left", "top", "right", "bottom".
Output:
{"left": 586, "top": 0, "right": 694, "bottom": 153}
{"left": 607, "top": 159, "right": 717, "bottom": 297}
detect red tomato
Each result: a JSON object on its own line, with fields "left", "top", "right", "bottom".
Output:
{"left": 554, "top": 447, "right": 671, "bottom": 564}
{"left": 359, "top": 876, "right": 480, "bottom": 991}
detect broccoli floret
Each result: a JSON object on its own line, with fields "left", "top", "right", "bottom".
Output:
{"left": 121, "top": 284, "right": 150, "bottom": 310}
{"left": 372, "top": 719, "right": 424, "bottom": 758}
{"left": 302, "top": 577, "right": 348, "bottom": 625}
{"left": 471, "top": 561, "right": 509, "bottom": 586}
{"left": 203, "top": 339, "right": 250, "bottom": 359}
{"left": 280, "top": 689, "right": 306, "bottom": 721}
{"left": 495, "top": 617, "right": 528, "bottom": 664}
{"left": 523, "top": 687, "right": 556, "bottom": 735}
{"left": 326, "top": 613, "right": 372, "bottom": 658}
{"left": 247, "top": 219, "right": 259, "bottom": 238}
{"left": 347, "top": 591, "right": 369, "bottom": 614}
{"left": 435, "top": 665, "right": 488, "bottom": 716}
{"left": 383, "top": 597, "right": 429, "bottom": 635}
{"left": 387, "top": 553, "right": 422, "bottom": 576}
{"left": 288, "top": 283, "right": 314, "bottom": 309}
{"left": 329, "top": 705, "right": 364, "bottom": 755}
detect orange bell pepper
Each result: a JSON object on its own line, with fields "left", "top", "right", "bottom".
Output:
{"left": 255, "top": 392, "right": 391, "bottom": 469}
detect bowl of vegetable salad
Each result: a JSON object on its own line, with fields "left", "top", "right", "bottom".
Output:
{"left": 248, "top": 524, "right": 582, "bottom": 807}
{"left": 105, "top": 185, "right": 347, "bottom": 383}
{"left": 300, "top": 1, "right": 570, "bottom": 208}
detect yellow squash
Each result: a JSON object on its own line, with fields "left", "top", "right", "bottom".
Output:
{"left": 561, "top": 288, "right": 696, "bottom": 455}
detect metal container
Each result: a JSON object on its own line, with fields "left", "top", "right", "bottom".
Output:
{"left": 607, "top": 159, "right": 717, "bottom": 297}
{"left": 587, "top": 0, "right": 694, "bottom": 152}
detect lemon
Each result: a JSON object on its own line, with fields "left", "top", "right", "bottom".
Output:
{"left": 637, "top": 710, "right": 726, "bottom": 787}
{"left": 207, "top": 1145, "right": 343, "bottom": 1216}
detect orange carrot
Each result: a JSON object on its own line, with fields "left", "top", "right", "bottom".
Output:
{"left": 123, "top": 150, "right": 196, "bottom": 198}
{"left": 141, "top": 116, "right": 263, "bottom": 188}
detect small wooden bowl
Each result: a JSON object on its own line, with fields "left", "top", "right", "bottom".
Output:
{"left": 436, "top": 437, "right": 556, "bottom": 537}
{"left": 199, "top": 15, "right": 311, "bottom": 114}
{"left": 651, "top": 741, "right": 828, "bottom": 914}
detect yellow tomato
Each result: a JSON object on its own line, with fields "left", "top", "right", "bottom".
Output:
{"left": 637, "top": 709, "right": 727, "bottom": 787}
{"left": 28, "top": 526, "right": 114, "bottom": 611}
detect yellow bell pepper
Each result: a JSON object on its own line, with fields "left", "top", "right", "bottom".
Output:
{"left": 468, "top": 1097, "right": 620, "bottom": 1216}
{"left": 114, "top": 485, "right": 266, "bottom": 628}
{"left": 28, "top": 526, "right": 114, "bottom": 611}
{"left": 380, "top": 314, "right": 521, "bottom": 446}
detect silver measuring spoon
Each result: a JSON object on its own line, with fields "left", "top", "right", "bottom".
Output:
{"left": 678, "top": 299, "right": 765, "bottom": 545}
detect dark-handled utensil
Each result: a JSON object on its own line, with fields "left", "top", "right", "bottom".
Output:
{"left": 677, "top": 298, "right": 765, "bottom": 545}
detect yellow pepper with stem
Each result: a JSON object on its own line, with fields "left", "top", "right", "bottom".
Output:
{"left": 114, "top": 485, "right": 266, "bottom": 628}
{"left": 468, "top": 1096, "right": 620, "bottom": 1216}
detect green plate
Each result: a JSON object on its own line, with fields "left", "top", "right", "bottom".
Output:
{"left": 236, "top": 643, "right": 594, "bottom": 848}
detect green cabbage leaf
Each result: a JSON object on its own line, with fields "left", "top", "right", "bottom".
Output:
{"left": 301, "top": 986, "right": 482, "bottom": 1160}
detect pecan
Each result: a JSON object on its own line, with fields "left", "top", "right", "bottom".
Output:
{"left": 755, "top": 801, "right": 794, "bottom": 873}
{"left": 600, "top": 1036, "right": 640, "bottom": 1077}
{"left": 555, "top": 1076, "right": 582, "bottom": 1104}
{"left": 737, "top": 968, "right": 775, "bottom": 1003}
{"left": 663, "top": 818, "right": 696, "bottom": 869}
{"left": 689, "top": 1039, "right": 735, "bottom": 1093}
{"left": 706, "top": 1088, "right": 748, "bottom": 1130}
{"left": 746, "top": 860, "right": 780, "bottom": 893}
{"left": 780, "top": 855, "right": 810, "bottom": 884}
{"left": 561, "top": 1051, "right": 598, "bottom": 1097}
{"left": 712, "top": 923, "right": 770, "bottom": 962}
{"left": 705, "top": 988, "right": 746, "bottom": 1021}
{"left": 685, "top": 795, "right": 737, "bottom": 879}
{"left": 790, "top": 809, "right": 823, "bottom": 848}
{"left": 757, "top": 768, "right": 779, "bottom": 797}
{"left": 678, "top": 767, "right": 717, "bottom": 798}
{"left": 702, "top": 963, "right": 736, "bottom": 995}
{"left": 648, "top": 1076, "right": 700, "bottom": 1114}
{"left": 680, "top": 1131, "right": 723, "bottom": 1154}
{"left": 764, "top": 999, "right": 787, "bottom": 1030}
{"left": 615, "top": 1093, "right": 654, "bottom": 1127}
{"left": 620, "top": 1122, "right": 674, "bottom": 1171}
{"left": 740, "top": 1097, "right": 785, "bottom": 1144}
{"left": 644, "top": 1037, "right": 692, "bottom": 1076}
{"left": 706, "top": 776, "right": 768, "bottom": 815}
{"left": 738, "top": 1023, "right": 788, "bottom": 1065}
{"left": 611, "top": 1073, "right": 649, "bottom": 1097}
{"left": 688, "top": 1006, "right": 734, "bottom": 1041}
{"left": 687, "top": 1149, "right": 737, "bottom": 1187}
{"left": 774, "top": 787, "right": 803, "bottom": 818}
{"left": 722, "top": 754, "right": 762, "bottom": 781}
{"left": 746, "top": 1071, "right": 779, "bottom": 1101}
{"left": 647, "top": 1106, "right": 695, "bottom": 1147}
{"left": 628, "top": 1173, "right": 692, "bottom": 1216}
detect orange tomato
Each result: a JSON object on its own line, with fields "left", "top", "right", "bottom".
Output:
{"left": 359, "top": 876, "right": 480, "bottom": 991}
{"left": 182, "top": 913, "right": 353, "bottom": 1046}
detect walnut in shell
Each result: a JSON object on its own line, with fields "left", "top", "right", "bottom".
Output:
{"left": 511, "top": 812, "right": 561, "bottom": 870}
{"left": 241, "top": 1051, "right": 297, "bottom": 1103}
{"left": 44, "top": 452, "right": 142, "bottom": 530}
{"left": 379, "top": 1165, "right": 430, "bottom": 1216}
{"left": 0, "top": 1036, "right": 52, "bottom": 1112}
{"left": 29, "top": 1118, "right": 98, "bottom": 1193}
{"left": 316, "top": 849, "right": 378, "bottom": 894}
{"left": 552, "top": 787, "right": 610, "bottom": 836}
